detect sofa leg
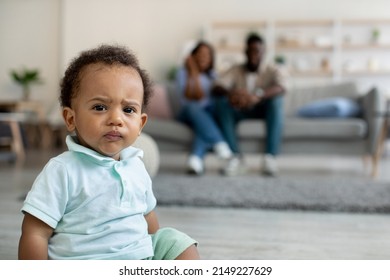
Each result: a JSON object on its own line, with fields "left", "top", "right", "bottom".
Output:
{"left": 371, "top": 113, "right": 389, "bottom": 178}
{"left": 371, "top": 154, "right": 380, "bottom": 178}
{"left": 361, "top": 155, "right": 378, "bottom": 178}
{"left": 362, "top": 155, "right": 370, "bottom": 171}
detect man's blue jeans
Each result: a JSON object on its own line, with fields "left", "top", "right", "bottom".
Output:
{"left": 214, "top": 95, "right": 284, "bottom": 155}
{"left": 177, "top": 102, "right": 226, "bottom": 158}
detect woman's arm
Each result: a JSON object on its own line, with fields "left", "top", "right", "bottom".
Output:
{"left": 18, "top": 213, "right": 54, "bottom": 260}
{"left": 145, "top": 210, "right": 160, "bottom": 234}
{"left": 184, "top": 56, "right": 204, "bottom": 101}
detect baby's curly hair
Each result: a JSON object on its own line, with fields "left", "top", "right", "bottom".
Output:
{"left": 60, "top": 44, "right": 153, "bottom": 111}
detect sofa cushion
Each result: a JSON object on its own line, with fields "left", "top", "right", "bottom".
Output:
{"left": 165, "top": 82, "right": 182, "bottom": 117}
{"left": 238, "top": 118, "right": 367, "bottom": 139}
{"left": 284, "top": 82, "right": 359, "bottom": 116}
{"left": 143, "top": 118, "right": 193, "bottom": 142}
{"left": 284, "top": 118, "right": 367, "bottom": 139}
{"left": 296, "top": 97, "right": 362, "bottom": 118}
{"left": 146, "top": 85, "right": 173, "bottom": 119}
{"left": 238, "top": 120, "right": 266, "bottom": 138}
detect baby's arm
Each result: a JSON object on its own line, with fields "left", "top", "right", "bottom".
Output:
{"left": 18, "top": 213, "right": 54, "bottom": 259}
{"left": 144, "top": 210, "right": 159, "bottom": 234}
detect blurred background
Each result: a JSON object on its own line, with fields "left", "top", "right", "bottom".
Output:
{"left": 2, "top": 0, "right": 390, "bottom": 116}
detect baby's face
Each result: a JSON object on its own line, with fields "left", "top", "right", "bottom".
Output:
{"left": 63, "top": 63, "right": 147, "bottom": 160}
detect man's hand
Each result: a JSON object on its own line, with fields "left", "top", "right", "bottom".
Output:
{"left": 228, "top": 89, "right": 261, "bottom": 109}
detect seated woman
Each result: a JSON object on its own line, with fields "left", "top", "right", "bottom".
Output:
{"left": 175, "top": 41, "right": 232, "bottom": 175}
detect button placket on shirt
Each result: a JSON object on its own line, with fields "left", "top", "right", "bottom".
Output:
{"left": 113, "top": 162, "right": 130, "bottom": 204}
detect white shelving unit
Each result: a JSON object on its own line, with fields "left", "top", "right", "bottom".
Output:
{"left": 207, "top": 19, "right": 390, "bottom": 91}
{"left": 340, "top": 20, "right": 390, "bottom": 75}
{"left": 274, "top": 20, "right": 335, "bottom": 83}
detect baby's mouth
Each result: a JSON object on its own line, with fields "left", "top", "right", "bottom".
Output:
{"left": 104, "top": 131, "right": 122, "bottom": 141}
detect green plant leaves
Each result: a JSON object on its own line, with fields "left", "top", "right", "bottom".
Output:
{"left": 10, "top": 68, "right": 41, "bottom": 87}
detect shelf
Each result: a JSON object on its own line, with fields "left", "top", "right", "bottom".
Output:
{"left": 208, "top": 19, "right": 390, "bottom": 85}
{"left": 342, "top": 70, "right": 390, "bottom": 76}
{"left": 276, "top": 44, "right": 333, "bottom": 51}
{"left": 216, "top": 45, "right": 244, "bottom": 52}
{"left": 342, "top": 44, "right": 390, "bottom": 50}
{"left": 212, "top": 21, "right": 266, "bottom": 29}
{"left": 342, "top": 19, "right": 390, "bottom": 25}
{"left": 290, "top": 70, "right": 333, "bottom": 77}
{"left": 275, "top": 20, "right": 333, "bottom": 27}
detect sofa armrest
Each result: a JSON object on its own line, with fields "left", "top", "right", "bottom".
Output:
{"left": 360, "top": 87, "right": 386, "bottom": 154}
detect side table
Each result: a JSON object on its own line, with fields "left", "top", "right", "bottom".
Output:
{"left": 0, "top": 113, "right": 26, "bottom": 165}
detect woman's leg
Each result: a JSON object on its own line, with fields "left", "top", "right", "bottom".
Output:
{"left": 179, "top": 103, "right": 228, "bottom": 153}
{"left": 191, "top": 135, "right": 208, "bottom": 158}
{"left": 178, "top": 103, "right": 232, "bottom": 174}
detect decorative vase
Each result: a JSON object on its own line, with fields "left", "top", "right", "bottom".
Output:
{"left": 22, "top": 86, "right": 30, "bottom": 101}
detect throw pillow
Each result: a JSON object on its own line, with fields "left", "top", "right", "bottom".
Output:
{"left": 297, "top": 97, "right": 361, "bottom": 118}
{"left": 146, "top": 84, "right": 173, "bottom": 119}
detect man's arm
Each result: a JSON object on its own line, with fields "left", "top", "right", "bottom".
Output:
{"left": 228, "top": 83, "right": 286, "bottom": 109}
{"left": 262, "top": 65, "right": 287, "bottom": 99}
{"left": 18, "top": 213, "right": 53, "bottom": 259}
{"left": 263, "top": 84, "right": 286, "bottom": 99}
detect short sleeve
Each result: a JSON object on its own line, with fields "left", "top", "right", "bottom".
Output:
{"left": 21, "top": 159, "right": 69, "bottom": 229}
{"left": 175, "top": 67, "right": 187, "bottom": 97}
{"left": 261, "top": 65, "right": 288, "bottom": 89}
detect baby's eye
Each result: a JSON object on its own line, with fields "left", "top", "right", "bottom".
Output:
{"left": 92, "top": 104, "right": 107, "bottom": 111}
{"left": 123, "top": 107, "right": 135, "bottom": 114}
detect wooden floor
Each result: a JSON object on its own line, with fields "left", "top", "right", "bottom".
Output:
{"left": 1, "top": 148, "right": 390, "bottom": 260}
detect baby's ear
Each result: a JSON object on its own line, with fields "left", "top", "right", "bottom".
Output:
{"left": 138, "top": 113, "right": 148, "bottom": 135}
{"left": 62, "top": 107, "right": 76, "bottom": 132}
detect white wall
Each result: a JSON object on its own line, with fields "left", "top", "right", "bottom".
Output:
{"left": 0, "top": 0, "right": 60, "bottom": 111}
{"left": 2, "top": 0, "right": 390, "bottom": 114}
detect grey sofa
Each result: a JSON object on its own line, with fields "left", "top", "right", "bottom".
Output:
{"left": 143, "top": 81, "right": 385, "bottom": 175}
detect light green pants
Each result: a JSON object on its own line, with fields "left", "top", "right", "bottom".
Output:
{"left": 146, "top": 227, "right": 198, "bottom": 260}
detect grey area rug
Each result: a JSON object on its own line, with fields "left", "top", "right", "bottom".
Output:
{"left": 152, "top": 174, "right": 390, "bottom": 213}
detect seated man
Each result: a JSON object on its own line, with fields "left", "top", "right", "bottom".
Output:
{"left": 213, "top": 33, "right": 287, "bottom": 176}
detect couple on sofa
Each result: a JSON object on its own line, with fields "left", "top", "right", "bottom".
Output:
{"left": 175, "top": 33, "right": 287, "bottom": 176}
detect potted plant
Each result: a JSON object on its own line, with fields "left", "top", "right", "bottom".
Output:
{"left": 166, "top": 65, "right": 178, "bottom": 81}
{"left": 10, "top": 68, "right": 42, "bottom": 101}
{"left": 371, "top": 27, "right": 380, "bottom": 44}
{"left": 274, "top": 54, "right": 286, "bottom": 65}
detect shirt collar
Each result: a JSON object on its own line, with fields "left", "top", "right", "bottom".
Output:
{"left": 66, "top": 135, "right": 143, "bottom": 166}
{"left": 242, "top": 62, "right": 267, "bottom": 74}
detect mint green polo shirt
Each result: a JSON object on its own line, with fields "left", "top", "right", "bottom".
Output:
{"left": 22, "top": 136, "right": 157, "bottom": 259}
